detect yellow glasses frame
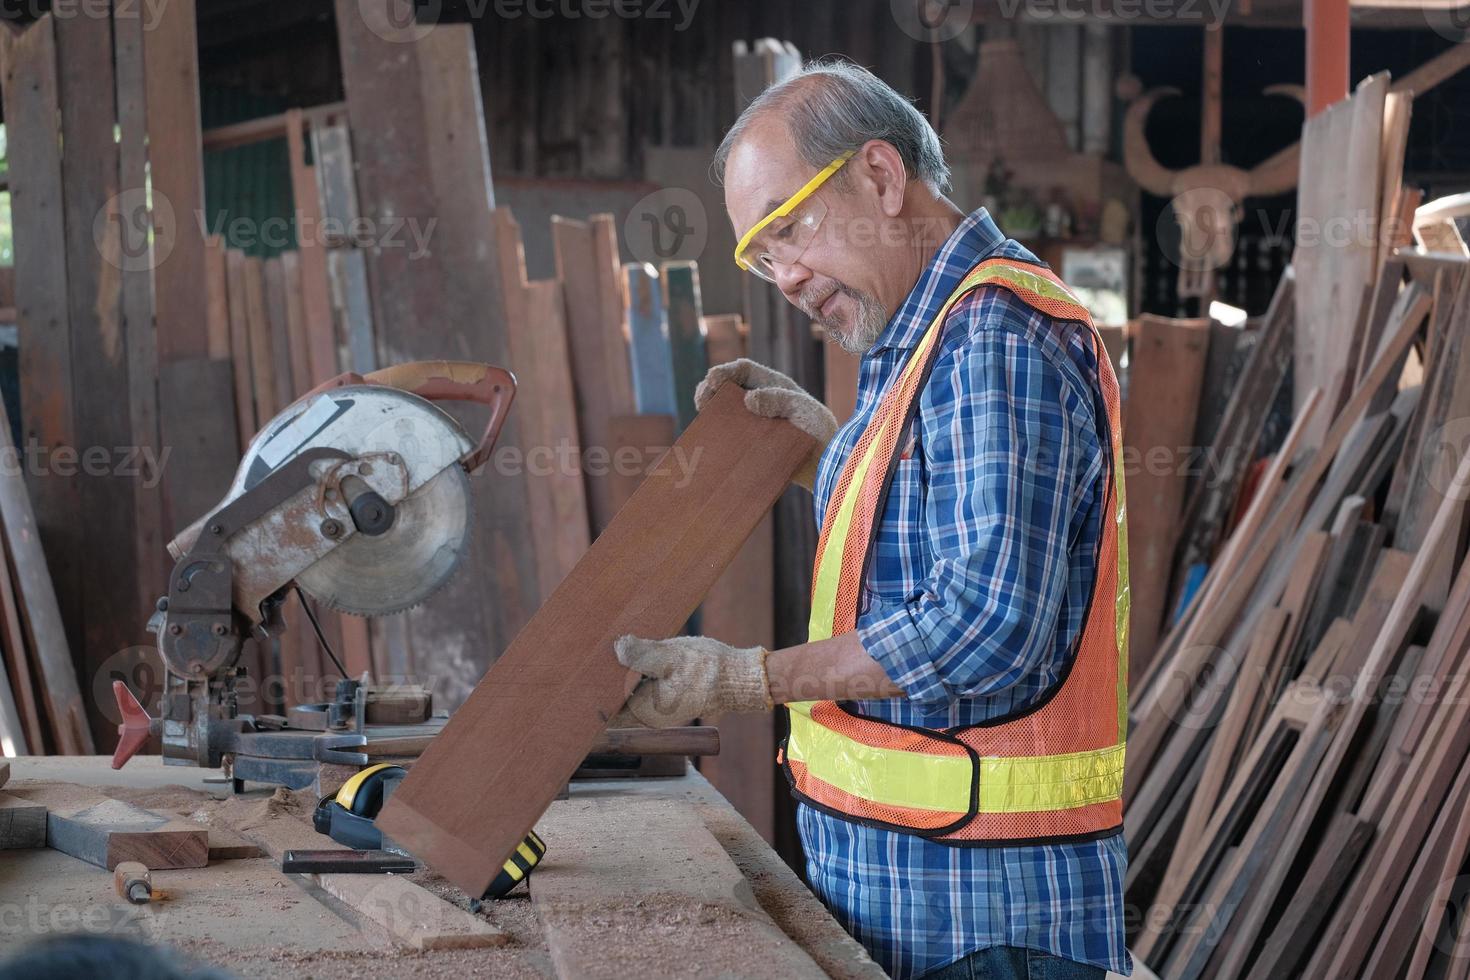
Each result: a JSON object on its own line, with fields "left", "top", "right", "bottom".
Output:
{"left": 732, "top": 150, "right": 856, "bottom": 276}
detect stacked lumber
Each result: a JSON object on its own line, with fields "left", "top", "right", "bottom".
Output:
{"left": 1123, "top": 74, "right": 1470, "bottom": 979}
{"left": 0, "top": 398, "right": 91, "bottom": 757}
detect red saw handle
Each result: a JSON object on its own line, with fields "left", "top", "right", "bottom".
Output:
{"left": 309, "top": 361, "right": 517, "bottom": 473}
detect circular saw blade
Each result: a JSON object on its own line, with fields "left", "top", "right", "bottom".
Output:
{"left": 295, "top": 463, "right": 474, "bottom": 617}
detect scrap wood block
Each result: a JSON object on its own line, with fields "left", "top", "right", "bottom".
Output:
{"left": 0, "top": 793, "right": 46, "bottom": 849}
{"left": 46, "top": 798, "right": 208, "bottom": 870}
{"left": 531, "top": 796, "right": 826, "bottom": 979}
{"left": 376, "top": 382, "right": 815, "bottom": 898}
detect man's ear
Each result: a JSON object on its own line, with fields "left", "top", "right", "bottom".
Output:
{"left": 853, "top": 139, "right": 908, "bottom": 218}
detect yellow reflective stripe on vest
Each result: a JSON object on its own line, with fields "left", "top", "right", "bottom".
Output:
{"left": 1112, "top": 441, "right": 1131, "bottom": 744}
{"left": 789, "top": 705, "right": 1127, "bottom": 814}
{"left": 786, "top": 702, "right": 972, "bottom": 812}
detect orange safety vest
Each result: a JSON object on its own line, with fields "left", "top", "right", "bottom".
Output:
{"left": 781, "top": 256, "right": 1129, "bottom": 844}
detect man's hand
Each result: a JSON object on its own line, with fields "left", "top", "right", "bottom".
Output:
{"left": 612, "top": 635, "right": 773, "bottom": 728}
{"left": 695, "top": 358, "right": 838, "bottom": 491}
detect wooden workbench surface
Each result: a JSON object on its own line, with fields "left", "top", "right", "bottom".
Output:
{"left": 0, "top": 756, "right": 883, "bottom": 979}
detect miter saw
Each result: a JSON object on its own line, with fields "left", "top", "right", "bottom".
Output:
{"left": 110, "top": 361, "right": 515, "bottom": 791}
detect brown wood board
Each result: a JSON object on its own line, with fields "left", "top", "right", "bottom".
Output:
{"left": 45, "top": 797, "right": 208, "bottom": 870}
{"left": 375, "top": 383, "right": 813, "bottom": 898}
{"left": 142, "top": 0, "right": 207, "bottom": 363}
{"left": 0, "top": 533, "right": 43, "bottom": 753}
{"left": 551, "top": 214, "right": 635, "bottom": 536}
{"left": 284, "top": 110, "right": 337, "bottom": 386}
{"left": 1208, "top": 550, "right": 1416, "bottom": 978}
{"left": 224, "top": 249, "right": 257, "bottom": 448}
{"left": 496, "top": 209, "right": 592, "bottom": 599}
{"left": 1173, "top": 273, "right": 1292, "bottom": 599}
{"left": 242, "top": 257, "right": 278, "bottom": 425}
{"left": 1295, "top": 452, "right": 1470, "bottom": 976}
{"left": 114, "top": 3, "right": 165, "bottom": 642}
{"left": 1246, "top": 811, "right": 1375, "bottom": 980}
{"left": 1123, "top": 316, "right": 1210, "bottom": 680}
{"left": 0, "top": 398, "right": 89, "bottom": 754}
{"left": 205, "top": 236, "right": 231, "bottom": 360}
{"left": 336, "top": 8, "right": 540, "bottom": 707}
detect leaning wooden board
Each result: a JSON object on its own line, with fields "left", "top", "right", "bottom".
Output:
{"left": 377, "top": 383, "right": 814, "bottom": 897}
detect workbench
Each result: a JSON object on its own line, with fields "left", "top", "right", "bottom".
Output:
{"left": 0, "top": 756, "right": 885, "bottom": 979}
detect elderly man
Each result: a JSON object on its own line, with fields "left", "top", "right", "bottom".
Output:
{"left": 615, "top": 61, "right": 1130, "bottom": 980}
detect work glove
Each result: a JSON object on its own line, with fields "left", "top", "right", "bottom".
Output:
{"left": 610, "top": 635, "right": 773, "bottom": 729}
{"left": 695, "top": 358, "right": 837, "bottom": 491}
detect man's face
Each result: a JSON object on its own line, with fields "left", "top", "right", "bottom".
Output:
{"left": 724, "top": 120, "right": 891, "bottom": 355}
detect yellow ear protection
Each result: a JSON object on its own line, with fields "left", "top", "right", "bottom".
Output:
{"left": 314, "top": 762, "right": 545, "bottom": 899}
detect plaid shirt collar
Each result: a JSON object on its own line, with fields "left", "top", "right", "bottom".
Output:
{"left": 870, "top": 208, "right": 1007, "bottom": 353}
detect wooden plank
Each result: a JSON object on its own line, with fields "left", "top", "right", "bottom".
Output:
{"left": 1246, "top": 811, "right": 1375, "bottom": 980}
{"left": 626, "top": 263, "right": 677, "bottom": 417}
{"left": 376, "top": 383, "right": 814, "bottom": 897}
{"left": 495, "top": 208, "right": 592, "bottom": 598}
{"left": 0, "top": 398, "right": 89, "bottom": 754}
{"left": 285, "top": 110, "right": 337, "bottom": 386}
{"left": 1173, "top": 273, "right": 1293, "bottom": 595}
{"left": 531, "top": 796, "right": 825, "bottom": 978}
{"left": 143, "top": 0, "right": 207, "bottom": 363}
{"left": 1363, "top": 741, "right": 1470, "bottom": 978}
{"left": 336, "top": 6, "right": 540, "bottom": 705}
{"left": 114, "top": 0, "right": 166, "bottom": 646}
{"left": 0, "top": 17, "right": 82, "bottom": 722}
{"left": 662, "top": 262, "right": 708, "bottom": 433}
{"left": 1294, "top": 74, "right": 1388, "bottom": 448}
{"left": 1123, "top": 316, "right": 1210, "bottom": 679}
{"left": 1202, "top": 553, "right": 1414, "bottom": 975}
{"left": 242, "top": 257, "right": 278, "bottom": 425}
{"left": 0, "top": 533, "right": 42, "bottom": 754}
{"left": 156, "top": 359, "right": 240, "bottom": 536}
{"left": 0, "top": 794, "right": 46, "bottom": 849}
{"left": 62, "top": 0, "right": 150, "bottom": 757}
{"left": 312, "top": 122, "right": 376, "bottom": 375}
{"left": 224, "top": 249, "right": 257, "bottom": 449}
{"left": 280, "top": 252, "right": 314, "bottom": 398}
{"left": 262, "top": 257, "right": 296, "bottom": 410}
{"left": 606, "top": 414, "right": 678, "bottom": 513}
{"left": 551, "top": 214, "right": 636, "bottom": 536}
{"left": 46, "top": 797, "right": 207, "bottom": 870}
{"left": 205, "top": 236, "right": 231, "bottom": 359}
{"left": 1295, "top": 453, "right": 1470, "bottom": 976}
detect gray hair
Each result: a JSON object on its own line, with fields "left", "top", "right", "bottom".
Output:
{"left": 713, "top": 59, "right": 951, "bottom": 195}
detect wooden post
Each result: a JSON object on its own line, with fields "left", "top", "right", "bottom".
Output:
{"left": 334, "top": 2, "right": 540, "bottom": 707}
{"left": 1305, "top": 0, "right": 1350, "bottom": 116}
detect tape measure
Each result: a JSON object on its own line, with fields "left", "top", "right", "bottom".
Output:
{"left": 314, "top": 763, "right": 545, "bottom": 899}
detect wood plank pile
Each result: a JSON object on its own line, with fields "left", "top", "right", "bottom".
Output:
{"left": 1122, "top": 72, "right": 1470, "bottom": 978}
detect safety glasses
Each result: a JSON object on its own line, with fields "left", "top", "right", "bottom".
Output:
{"left": 733, "top": 150, "right": 856, "bottom": 283}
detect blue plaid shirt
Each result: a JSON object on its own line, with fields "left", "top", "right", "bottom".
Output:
{"left": 799, "top": 210, "right": 1129, "bottom": 978}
